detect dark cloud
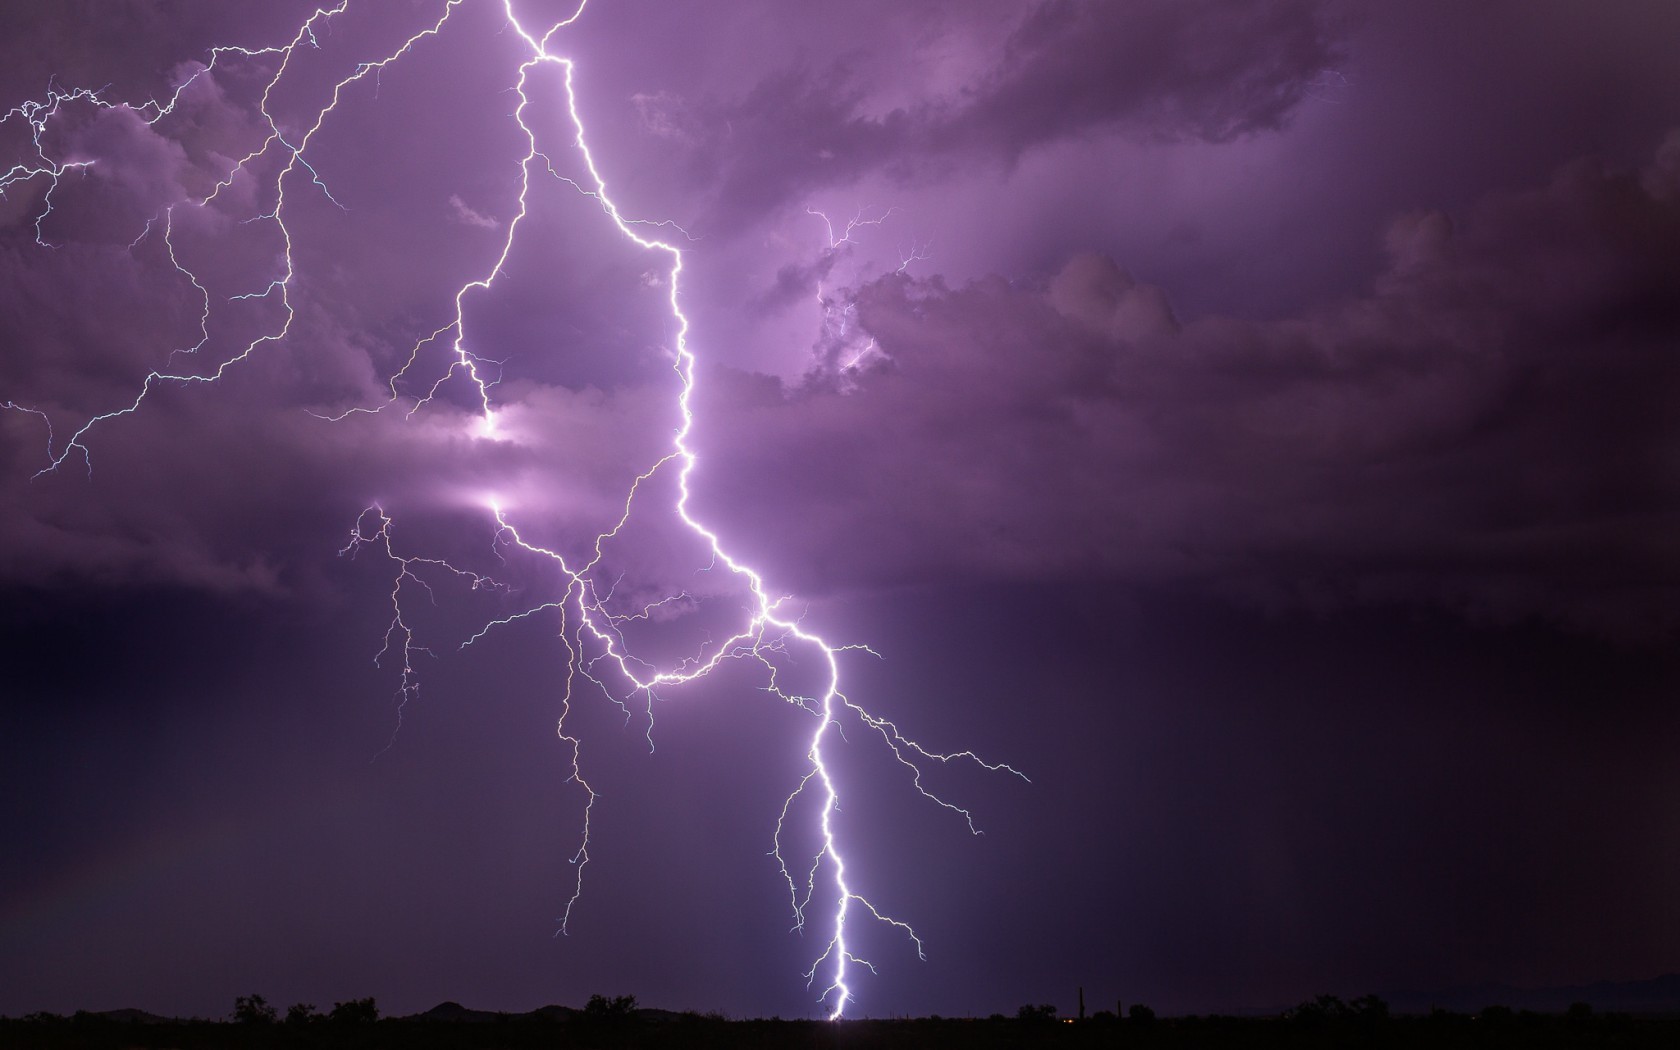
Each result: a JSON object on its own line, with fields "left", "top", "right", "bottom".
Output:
{"left": 690, "top": 0, "right": 1343, "bottom": 229}
{"left": 694, "top": 136, "right": 1680, "bottom": 639}
{"left": 945, "top": 0, "right": 1344, "bottom": 155}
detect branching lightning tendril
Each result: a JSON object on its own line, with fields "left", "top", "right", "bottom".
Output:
{"left": 2, "top": 0, "right": 1023, "bottom": 1018}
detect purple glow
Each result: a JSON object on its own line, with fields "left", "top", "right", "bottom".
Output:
{"left": 4, "top": 0, "right": 1678, "bottom": 1025}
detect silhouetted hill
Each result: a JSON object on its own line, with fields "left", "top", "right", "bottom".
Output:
{"left": 522, "top": 1003, "right": 581, "bottom": 1022}
{"left": 89, "top": 1009, "right": 172, "bottom": 1024}
{"left": 405, "top": 1001, "right": 504, "bottom": 1023}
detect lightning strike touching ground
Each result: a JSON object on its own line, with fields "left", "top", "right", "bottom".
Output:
{"left": 2, "top": 0, "right": 1024, "bottom": 1018}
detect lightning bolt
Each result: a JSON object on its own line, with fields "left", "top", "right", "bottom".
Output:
{"left": 2, "top": 0, "right": 1023, "bottom": 1018}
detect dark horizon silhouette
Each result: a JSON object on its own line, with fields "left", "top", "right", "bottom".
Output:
{"left": 11, "top": 983, "right": 1680, "bottom": 1050}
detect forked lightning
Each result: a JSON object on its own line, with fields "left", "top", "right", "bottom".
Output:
{"left": 2, "top": 0, "right": 1023, "bottom": 1018}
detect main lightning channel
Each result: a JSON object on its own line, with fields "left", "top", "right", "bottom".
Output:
{"left": 472, "top": 7, "right": 1024, "bottom": 1016}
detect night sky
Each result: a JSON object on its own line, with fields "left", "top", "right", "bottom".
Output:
{"left": 3, "top": 0, "right": 1679, "bottom": 1023}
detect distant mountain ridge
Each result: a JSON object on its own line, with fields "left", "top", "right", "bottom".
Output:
{"left": 396, "top": 1002, "right": 691, "bottom": 1024}
{"left": 407, "top": 1001, "right": 510, "bottom": 1023}
{"left": 402, "top": 1002, "right": 583, "bottom": 1023}
{"left": 86, "top": 1009, "right": 174, "bottom": 1024}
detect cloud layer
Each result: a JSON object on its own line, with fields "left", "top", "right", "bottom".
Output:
{"left": 693, "top": 137, "right": 1680, "bottom": 637}
{"left": 2, "top": 1, "right": 1673, "bottom": 649}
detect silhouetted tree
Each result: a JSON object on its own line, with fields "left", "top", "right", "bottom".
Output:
{"left": 585, "top": 993, "right": 638, "bottom": 1021}
{"left": 285, "top": 1002, "right": 318, "bottom": 1025}
{"left": 1288, "top": 995, "right": 1348, "bottom": 1028}
{"left": 1016, "top": 1003, "right": 1057, "bottom": 1023}
{"left": 1128, "top": 1003, "right": 1156, "bottom": 1025}
{"left": 1351, "top": 994, "right": 1390, "bottom": 1022}
{"left": 329, "top": 997, "right": 378, "bottom": 1024}
{"left": 233, "top": 994, "right": 277, "bottom": 1024}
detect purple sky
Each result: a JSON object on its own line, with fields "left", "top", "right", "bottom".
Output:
{"left": 3, "top": 0, "right": 1678, "bottom": 1022}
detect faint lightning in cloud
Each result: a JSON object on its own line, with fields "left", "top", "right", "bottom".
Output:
{"left": 803, "top": 206, "right": 928, "bottom": 379}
